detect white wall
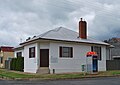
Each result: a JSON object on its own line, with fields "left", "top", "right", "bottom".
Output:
{"left": 49, "top": 42, "right": 91, "bottom": 74}
{"left": 20, "top": 41, "right": 107, "bottom": 73}
{"left": 24, "top": 43, "right": 39, "bottom": 73}
{"left": 40, "top": 43, "right": 49, "bottom": 49}
{"left": 24, "top": 42, "right": 50, "bottom": 73}
{"left": 49, "top": 42, "right": 107, "bottom": 74}
{"left": 98, "top": 46, "right": 106, "bottom": 71}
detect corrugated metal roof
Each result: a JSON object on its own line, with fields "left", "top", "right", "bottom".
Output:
{"left": 21, "top": 27, "right": 109, "bottom": 46}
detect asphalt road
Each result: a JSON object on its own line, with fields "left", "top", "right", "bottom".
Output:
{"left": 0, "top": 77, "right": 120, "bottom": 85}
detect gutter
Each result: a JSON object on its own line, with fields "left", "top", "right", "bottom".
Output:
{"left": 20, "top": 37, "right": 110, "bottom": 46}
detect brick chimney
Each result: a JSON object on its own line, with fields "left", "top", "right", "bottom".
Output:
{"left": 79, "top": 18, "right": 87, "bottom": 39}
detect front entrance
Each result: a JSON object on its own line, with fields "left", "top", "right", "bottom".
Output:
{"left": 92, "top": 56, "right": 98, "bottom": 72}
{"left": 40, "top": 49, "right": 49, "bottom": 67}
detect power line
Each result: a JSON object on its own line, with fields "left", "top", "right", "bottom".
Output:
{"left": 34, "top": 0, "right": 120, "bottom": 23}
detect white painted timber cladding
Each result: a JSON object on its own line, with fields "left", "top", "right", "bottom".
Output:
{"left": 49, "top": 42, "right": 91, "bottom": 73}
{"left": 22, "top": 41, "right": 106, "bottom": 73}
{"left": 98, "top": 46, "right": 106, "bottom": 71}
{"left": 24, "top": 43, "right": 38, "bottom": 73}
{"left": 49, "top": 42, "right": 107, "bottom": 73}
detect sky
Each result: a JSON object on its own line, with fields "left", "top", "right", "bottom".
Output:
{"left": 0, "top": 0, "right": 120, "bottom": 46}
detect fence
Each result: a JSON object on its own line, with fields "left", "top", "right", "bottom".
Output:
{"left": 5, "top": 60, "right": 11, "bottom": 70}
{"left": 106, "top": 60, "right": 120, "bottom": 70}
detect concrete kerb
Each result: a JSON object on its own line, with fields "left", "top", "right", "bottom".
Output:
{"left": 0, "top": 75, "right": 120, "bottom": 81}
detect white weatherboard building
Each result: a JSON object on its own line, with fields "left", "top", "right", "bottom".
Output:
{"left": 14, "top": 19, "right": 110, "bottom": 74}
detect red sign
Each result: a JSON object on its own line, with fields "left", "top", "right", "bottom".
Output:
{"left": 86, "top": 51, "right": 97, "bottom": 57}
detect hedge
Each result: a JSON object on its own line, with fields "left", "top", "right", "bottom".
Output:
{"left": 10, "top": 57, "right": 24, "bottom": 72}
{"left": 10, "top": 58, "right": 17, "bottom": 70}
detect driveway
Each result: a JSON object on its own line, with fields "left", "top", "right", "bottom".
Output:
{"left": 0, "top": 77, "right": 120, "bottom": 85}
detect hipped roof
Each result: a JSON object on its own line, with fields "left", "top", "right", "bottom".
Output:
{"left": 20, "top": 27, "right": 109, "bottom": 46}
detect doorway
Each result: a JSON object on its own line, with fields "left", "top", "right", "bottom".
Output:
{"left": 92, "top": 56, "right": 98, "bottom": 72}
{"left": 40, "top": 49, "right": 49, "bottom": 67}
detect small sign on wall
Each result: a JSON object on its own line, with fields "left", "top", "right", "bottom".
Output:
{"left": 51, "top": 56, "right": 58, "bottom": 63}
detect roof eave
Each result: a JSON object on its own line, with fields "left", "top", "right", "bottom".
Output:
{"left": 20, "top": 37, "right": 109, "bottom": 46}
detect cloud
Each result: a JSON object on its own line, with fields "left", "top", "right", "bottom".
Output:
{"left": 0, "top": 0, "right": 120, "bottom": 46}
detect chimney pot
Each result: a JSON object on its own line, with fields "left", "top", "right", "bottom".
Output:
{"left": 80, "top": 18, "right": 82, "bottom": 21}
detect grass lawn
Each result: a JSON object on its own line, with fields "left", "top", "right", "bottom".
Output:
{"left": 0, "top": 69, "right": 120, "bottom": 80}
{"left": 0, "top": 69, "right": 33, "bottom": 79}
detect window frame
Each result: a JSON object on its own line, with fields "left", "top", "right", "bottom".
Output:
{"left": 29, "top": 47, "right": 35, "bottom": 58}
{"left": 91, "top": 46, "right": 102, "bottom": 60}
{"left": 16, "top": 52, "right": 22, "bottom": 57}
{"left": 59, "top": 46, "right": 73, "bottom": 58}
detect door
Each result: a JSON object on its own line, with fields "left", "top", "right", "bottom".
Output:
{"left": 40, "top": 49, "right": 49, "bottom": 67}
{"left": 92, "top": 56, "right": 98, "bottom": 72}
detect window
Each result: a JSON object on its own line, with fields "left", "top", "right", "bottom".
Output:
{"left": 16, "top": 52, "right": 22, "bottom": 57}
{"left": 0, "top": 57, "right": 3, "bottom": 64}
{"left": 91, "top": 46, "right": 102, "bottom": 60}
{"left": 59, "top": 46, "right": 73, "bottom": 58}
{"left": 7, "top": 57, "right": 12, "bottom": 60}
{"left": 29, "top": 47, "right": 35, "bottom": 58}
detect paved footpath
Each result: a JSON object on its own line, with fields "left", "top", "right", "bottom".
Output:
{"left": 0, "top": 77, "right": 120, "bottom": 85}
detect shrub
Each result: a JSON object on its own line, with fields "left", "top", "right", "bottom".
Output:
{"left": 10, "top": 57, "right": 24, "bottom": 71}
{"left": 10, "top": 58, "right": 17, "bottom": 70}
{"left": 16, "top": 57, "right": 24, "bottom": 71}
